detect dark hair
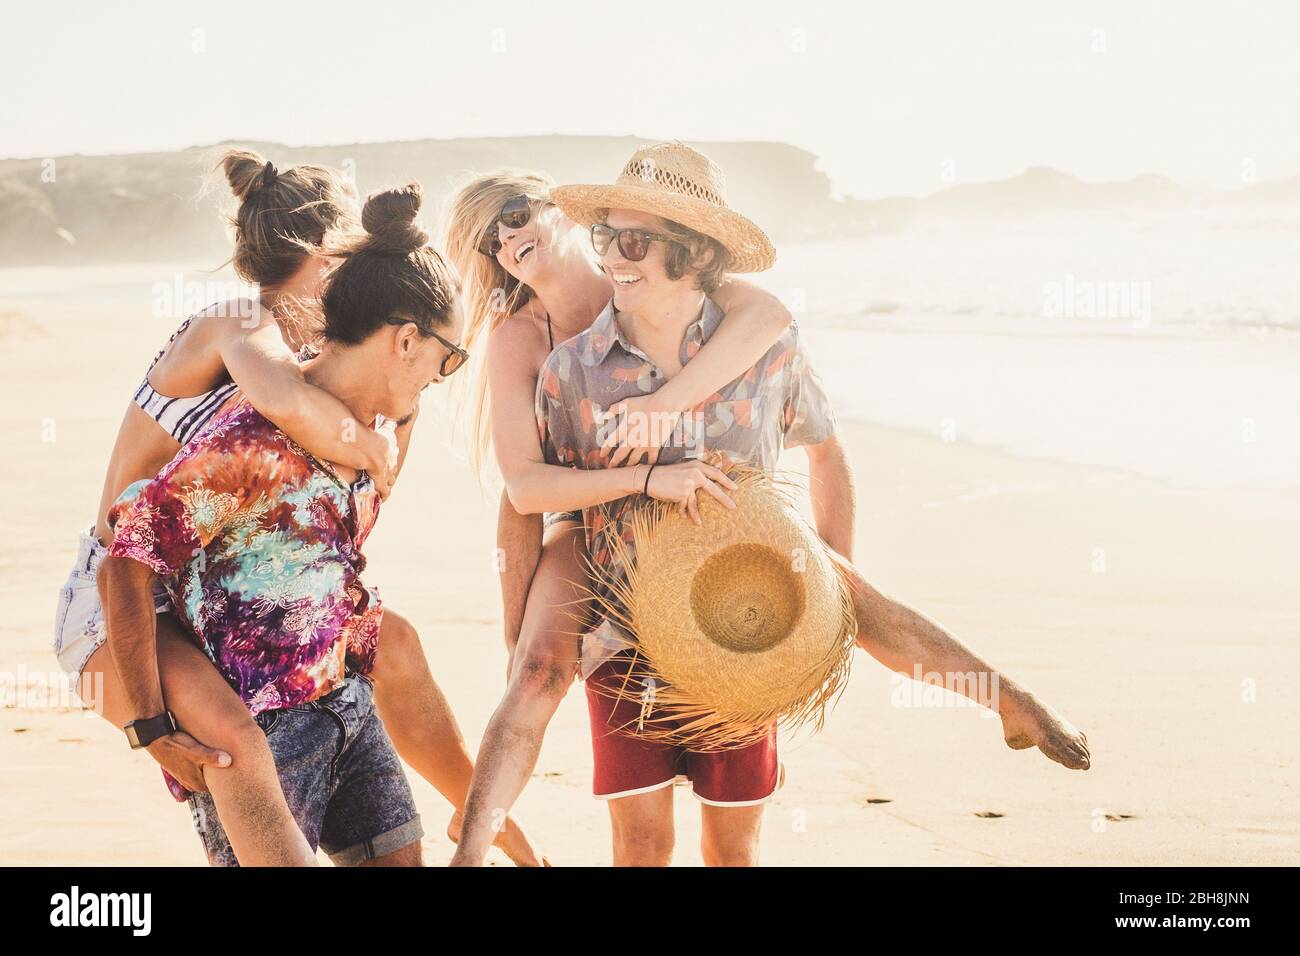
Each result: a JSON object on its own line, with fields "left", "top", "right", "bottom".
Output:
{"left": 659, "top": 217, "right": 730, "bottom": 294}
{"left": 219, "top": 148, "right": 357, "bottom": 288}
{"left": 319, "top": 182, "right": 460, "bottom": 345}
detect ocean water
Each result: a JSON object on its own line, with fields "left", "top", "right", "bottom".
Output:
{"left": 3, "top": 216, "right": 1299, "bottom": 491}
{"left": 759, "top": 218, "right": 1300, "bottom": 491}
{"left": 764, "top": 214, "right": 1300, "bottom": 332}
{"left": 800, "top": 319, "right": 1300, "bottom": 491}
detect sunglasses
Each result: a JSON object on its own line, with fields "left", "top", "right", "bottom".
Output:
{"left": 385, "top": 317, "right": 469, "bottom": 377}
{"left": 590, "top": 223, "right": 678, "bottom": 262}
{"left": 477, "top": 195, "right": 545, "bottom": 257}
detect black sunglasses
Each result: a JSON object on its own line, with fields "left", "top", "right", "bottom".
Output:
{"left": 590, "top": 223, "right": 678, "bottom": 262}
{"left": 477, "top": 195, "right": 545, "bottom": 257}
{"left": 385, "top": 317, "right": 469, "bottom": 377}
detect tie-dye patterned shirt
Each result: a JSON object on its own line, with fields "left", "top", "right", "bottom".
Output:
{"left": 535, "top": 296, "right": 836, "bottom": 674}
{"left": 107, "top": 393, "right": 384, "bottom": 727}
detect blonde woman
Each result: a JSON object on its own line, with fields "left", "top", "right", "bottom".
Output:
{"left": 55, "top": 150, "right": 539, "bottom": 865}
{"left": 452, "top": 144, "right": 1093, "bottom": 867}
{"left": 440, "top": 163, "right": 793, "bottom": 865}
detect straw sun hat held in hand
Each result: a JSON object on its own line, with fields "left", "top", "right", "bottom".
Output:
{"left": 589, "top": 466, "right": 857, "bottom": 750}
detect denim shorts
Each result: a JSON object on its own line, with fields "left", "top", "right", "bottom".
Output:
{"left": 186, "top": 674, "right": 423, "bottom": 866}
{"left": 53, "top": 525, "right": 170, "bottom": 680}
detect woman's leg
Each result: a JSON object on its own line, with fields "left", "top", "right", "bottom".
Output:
{"left": 83, "top": 614, "right": 316, "bottom": 866}
{"left": 449, "top": 519, "right": 590, "bottom": 866}
{"left": 368, "top": 608, "right": 546, "bottom": 866}
{"left": 496, "top": 489, "right": 544, "bottom": 672}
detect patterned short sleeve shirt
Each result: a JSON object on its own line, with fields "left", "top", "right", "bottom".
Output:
{"left": 108, "top": 394, "right": 384, "bottom": 719}
{"left": 534, "top": 295, "right": 836, "bottom": 673}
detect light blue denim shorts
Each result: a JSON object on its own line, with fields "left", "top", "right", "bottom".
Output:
{"left": 53, "top": 525, "right": 170, "bottom": 680}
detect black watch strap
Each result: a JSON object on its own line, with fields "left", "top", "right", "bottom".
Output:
{"left": 124, "top": 711, "right": 177, "bottom": 750}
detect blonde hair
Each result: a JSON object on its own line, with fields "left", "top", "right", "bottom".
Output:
{"left": 440, "top": 169, "right": 555, "bottom": 478}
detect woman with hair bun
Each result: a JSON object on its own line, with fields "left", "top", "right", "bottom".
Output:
{"left": 58, "top": 157, "right": 540, "bottom": 865}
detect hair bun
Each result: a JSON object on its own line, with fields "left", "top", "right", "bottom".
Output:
{"left": 361, "top": 182, "right": 429, "bottom": 253}
{"left": 221, "top": 148, "right": 273, "bottom": 202}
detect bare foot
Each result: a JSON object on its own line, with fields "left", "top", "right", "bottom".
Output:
{"left": 999, "top": 691, "right": 1091, "bottom": 770}
{"left": 447, "top": 809, "right": 550, "bottom": 867}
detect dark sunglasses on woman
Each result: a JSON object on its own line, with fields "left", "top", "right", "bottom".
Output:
{"left": 477, "top": 195, "right": 546, "bottom": 257}
{"left": 589, "top": 222, "right": 678, "bottom": 262}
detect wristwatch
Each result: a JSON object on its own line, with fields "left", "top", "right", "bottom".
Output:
{"left": 124, "top": 711, "right": 177, "bottom": 750}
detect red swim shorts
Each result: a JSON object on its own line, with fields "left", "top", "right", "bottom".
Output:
{"left": 585, "top": 653, "right": 781, "bottom": 806}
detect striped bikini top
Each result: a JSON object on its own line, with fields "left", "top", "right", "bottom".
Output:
{"left": 132, "top": 314, "right": 239, "bottom": 446}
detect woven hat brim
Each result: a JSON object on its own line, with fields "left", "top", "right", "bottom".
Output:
{"left": 551, "top": 183, "right": 776, "bottom": 273}
{"left": 585, "top": 464, "right": 856, "bottom": 750}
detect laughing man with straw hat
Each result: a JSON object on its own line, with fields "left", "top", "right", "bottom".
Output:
{"left": 457, "top": 142, "right": 1091, "bottom": 867}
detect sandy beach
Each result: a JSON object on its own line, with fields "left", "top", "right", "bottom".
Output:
{"left": 2, "top": 287, "right": 1298, "bottom": 867}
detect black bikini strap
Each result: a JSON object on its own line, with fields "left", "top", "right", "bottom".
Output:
{"left": 546, "top": 313, "right": 554, "bottom": 350}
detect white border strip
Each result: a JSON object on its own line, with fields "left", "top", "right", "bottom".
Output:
{"left": 594, "top": 775, "right": 682, "bottom": 801}
{"left": 692, "top": 790, "right": 776, "bottom": 808}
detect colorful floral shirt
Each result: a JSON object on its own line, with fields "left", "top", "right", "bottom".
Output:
{"left": 535, "top": 296, "right": 836, "bottom": 675}
{"left": 108, "top": 393, "right": 384, "bottom": 745}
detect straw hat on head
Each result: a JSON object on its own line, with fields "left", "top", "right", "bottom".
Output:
{"left": 550, "top": 142, "right": 777, "bottom": 273}
{"left": 589, "top": 465, "right": 856, "bottom": 750}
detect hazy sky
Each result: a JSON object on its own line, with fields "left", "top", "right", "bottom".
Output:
{"left": 3, "top": 0, "right": 1299, "bottom": 198}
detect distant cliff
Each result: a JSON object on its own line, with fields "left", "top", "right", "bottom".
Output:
{"left": 2, "top": 137, "right": 1297, "bottom": 267}
{"left": 0, "top": 136, "right": 855, "bottom": 266}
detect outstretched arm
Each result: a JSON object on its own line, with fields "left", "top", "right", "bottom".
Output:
{"left": 214, "top": 306, "right": 396, "bottom": 495}
{"left": 604, "top": 277, "right": 792, "bottom": 464}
